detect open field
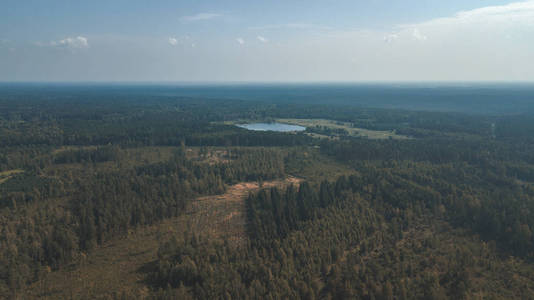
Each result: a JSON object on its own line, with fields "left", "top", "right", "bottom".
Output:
{"left": 45, "top": 146, "right": 233, "bottom": 177}
{"left": 277, "top": 118, "right": 411, "bottom": 140}
{"left": 53, "top": 146, "right": 177, "bottom": 164}
{"left": 284, "top": 147, "right": 355, "bottom": 182}
{"left": 0, "top": 169, "right": 23, "bottom": 184}
{"left": 23, "top": 176, "right": 301, "bottom": 299}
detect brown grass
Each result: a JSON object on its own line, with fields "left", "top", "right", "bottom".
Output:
{"left": 0, "top": 169, "right": 23, "bottom": 184}
{"left": 186, "top": 148, "right": 232, "bottom": 165}
{"left": 190, "top": 176, "right": 301, "bottom": 246}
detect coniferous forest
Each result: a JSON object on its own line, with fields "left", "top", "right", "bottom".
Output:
{"left": 2, "top": 85, "right": 534, "bottom": 299}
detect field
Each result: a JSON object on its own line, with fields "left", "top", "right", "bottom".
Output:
{"left": 283, "top": 147, "right": 354, "bottom": 181}
{"left": 0, "top": 169, "right": 23, "bottom": 184}
{"left": 277, "top": 118, "right": 410, "bottom": 140}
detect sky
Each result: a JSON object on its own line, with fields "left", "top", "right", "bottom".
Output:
{"left": 1, "top": 0, "right": 534, "bottom": 82}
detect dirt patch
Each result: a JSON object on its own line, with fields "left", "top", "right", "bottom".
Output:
{"left": 186, "top": 148, "right": 232, "bottom": 165}
{"left": 190, "top": 176, "right": 301, "bottom": 247}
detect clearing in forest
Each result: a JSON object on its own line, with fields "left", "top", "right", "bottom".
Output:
{"left": 0, "top": 169, "right": 23, "bottom": 184}
{"left": 277, "top": 118, "right": 410, "bottom": 140}
{"left": 190, "top": 176, "right": 301, "bottom": 246}
{"left": 24, "top": 176, "right": 301, "bottom": 299}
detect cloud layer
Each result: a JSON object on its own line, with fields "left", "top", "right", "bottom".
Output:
{"left": 249, "top": 23, "right": 333, "bottom": 31}
{"left": 180, "top": 13, "right": 221, "bottom": 22}
{"left": 257, "top": 36, "right": 268, "bottom": 43}
{"left": 168, "top": 37, "right": 178, "bottom": 46}
{"left": 3, "top": 1, "right": 534, "bottom": 81}
{"left": 49, "top": 36, "right": 89, "bottom": 48}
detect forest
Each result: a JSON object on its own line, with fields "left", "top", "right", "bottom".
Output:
{"left": 2, "top": 85, "right": 534, "bottom": 299}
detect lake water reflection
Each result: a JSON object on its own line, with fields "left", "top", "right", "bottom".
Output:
{"left": 236, "top": 122, "right": 306, "bottom": 132}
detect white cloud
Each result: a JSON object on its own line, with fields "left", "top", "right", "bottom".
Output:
{"left": 411, "top": 28, "right": 427, "bottom": 41}
{"left": 383, "top": 34, "right": 399, "bottom": 43}
{"left": 401, "top": 1, "right": 534, "bottom": 31}
{"left": 435, "top": 1, "right": 534, "bottom": 25}
{"left": 50, "top": 36, "right": 89, "bottom": 48}
{"left": 379, "top": 1, "right": 534, "bottom": 44}
{"left": 242, "top": 1, "right": 534, "bottom": 81}
{"left": 257, "top": 36, "right": 268, "bottom": 43}
{"left": 168, "top": 36, "right": 196, "bottom": 47}
{"left": 249, "top": 23, "right": 332, "bottom": 31}
{"left": 180, "top": 13, "right": 221, "bottom": 22}
{"left": 8, "top": 1, "right": 534, "bottom": 82}
{"left": 168, "top": 37, "right": 178, "bottom": 46}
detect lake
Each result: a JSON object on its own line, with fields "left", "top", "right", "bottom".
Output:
{"left": 236, "top": 122, "right": 306, "bottom": 132}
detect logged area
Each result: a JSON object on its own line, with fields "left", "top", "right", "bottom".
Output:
{"left": 2, "top": 85, "right": 534, "bottom": 299}
{"left": 22, "top": 177, "right": 300, "bottom": 299}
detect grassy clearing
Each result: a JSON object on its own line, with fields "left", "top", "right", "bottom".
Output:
{"left": 51, "top": 146, "right": 98, "bottom": 155}
{"left": 284, "top": 147, "right": 355, "bottom": 183}
{"left": 0, "top": 169, "right": 24, "bottom": 184}
{"left": 51, "top": 146, "right": 231, "bottom": 171}
{"left": 121, "top": 146, "right": 177, "bottom": 165}
{"left": 185, "top": 147, "right": 232, "bottom": 165}
{"left": 277, "top": 118, "right": 410, "bottom": 140}
{"left": 54, "top": 146, "right": 176, "bottom": 164}
{"left": 46, "top": 146, "right": 177, "bottom": 174}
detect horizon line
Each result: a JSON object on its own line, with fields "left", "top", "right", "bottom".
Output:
{"left": 1, "top": 80, "right": 534, "bottom": 86}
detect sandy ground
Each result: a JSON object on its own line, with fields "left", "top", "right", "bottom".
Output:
{"left": 190, "top": 176, "right": 301, "bottom": 246}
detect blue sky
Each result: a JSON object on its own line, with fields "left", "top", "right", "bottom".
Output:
{"left": 1, "top": 0, "right": 533, "bottom": 81}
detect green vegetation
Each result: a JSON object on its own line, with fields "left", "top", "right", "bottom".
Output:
{"left": 278, "top": 118, "right": 411, "bottom": 140}
{"left": 2, "top": 88, "right": 534, "bottom": 299}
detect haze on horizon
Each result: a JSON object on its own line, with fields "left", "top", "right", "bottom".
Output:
{"left": 1, "top": 0, "right": 534, "bottom": 82}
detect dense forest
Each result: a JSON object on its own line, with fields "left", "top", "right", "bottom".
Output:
{"left": 2, "top": 85, "right": 534, "bottom": 299}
